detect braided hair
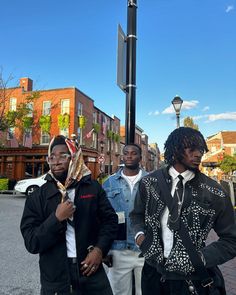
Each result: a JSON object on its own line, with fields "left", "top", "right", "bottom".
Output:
{"left": 164, "top": 127, "right": 208, "bottom": 166}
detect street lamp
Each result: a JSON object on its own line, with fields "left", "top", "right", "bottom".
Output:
{"left": 172, "top": 95, "right": 183, "bottom": 128}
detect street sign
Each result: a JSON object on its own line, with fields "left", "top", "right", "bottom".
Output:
{"left": 98, "top": 154, "right": 105, "bottom": 164}
{"left": 117, "top": 24, "right": 127, "bottom": 92}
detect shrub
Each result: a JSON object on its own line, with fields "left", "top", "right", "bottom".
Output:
{"left": 0, "top": 178, "right": 8, "bottom": 190}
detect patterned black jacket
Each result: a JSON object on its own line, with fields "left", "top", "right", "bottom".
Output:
{"left": 130, "top": 167, "right": 236, "bottom": 279}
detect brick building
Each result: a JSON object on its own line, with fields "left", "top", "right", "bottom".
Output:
{"left": 0, "top": 77, "right": 120, "bottom": 181}
{"left": 201, "top": 131, "right": 236, "bottom": 180}
{"left": 119, "top": 125, "right": 160, "bottom": 172}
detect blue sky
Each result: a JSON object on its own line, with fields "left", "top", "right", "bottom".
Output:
{"left": 1, "top": 0, "right": 236, "bottom": 152}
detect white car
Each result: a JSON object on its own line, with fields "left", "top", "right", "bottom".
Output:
{"left": 14, "top": 174, "right": 47, "bottom": 196}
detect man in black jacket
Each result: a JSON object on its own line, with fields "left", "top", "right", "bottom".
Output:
{"left": 20, "top": 135, "right": 118, "bottom": 295}
{"left": 130, "top": 127, "right": 236, "bottom": 295}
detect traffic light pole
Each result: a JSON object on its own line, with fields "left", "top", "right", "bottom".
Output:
{"left": 125, "top": 0, "right": 137, "bottom": 144}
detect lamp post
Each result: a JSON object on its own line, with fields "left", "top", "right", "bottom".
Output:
{"left": 125, "top": 0, "right": 137, "bottom": 144}
{"left": 99, "top": 140, "right": 105, "bottom": 173}
{"left": 172, "top": 95, "right": 183, "bottom": 128}
{"left": 100, "top": 140, "right": 104, "bottom": 154}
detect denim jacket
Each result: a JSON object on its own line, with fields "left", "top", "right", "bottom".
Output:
{"left": 103, "top": 168, "right": 148, "bottom": 251}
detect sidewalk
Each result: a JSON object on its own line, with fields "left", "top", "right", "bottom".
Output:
{"left": 208, "top": 230, "right": 236, "bottom": 295}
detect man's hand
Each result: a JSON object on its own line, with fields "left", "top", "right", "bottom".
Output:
{"left": 80, "top": 247, "right": 103, "bottom": 276}
{"left": 55, "top": 200, "right": 75, "bottom": 221}
{"left": 136, "top": 233, "right": 145, "bottom": 247}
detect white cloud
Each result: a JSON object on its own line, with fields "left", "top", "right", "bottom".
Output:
{"left": 206, "top": 112, "right": 236, "bottom": 121}
{"left": 148, "top": 110, "right": 159, "bottom": 116}
{"left": 182, "top": 100, "right": 199, "bottom": 110}
{"left": 202, "top": 106, "right": 209, "bottom": 112}
{"left": 192, "top": 115, "right": 207, "bottom": 121}
{"left": 162, "top": 105, "right": 175, "bottom": 114}
{"left": 162, "top": 100, "right": 198, "bottom": 114}
{"left": 225, "top": 5, "right": 234, "bottom": 13}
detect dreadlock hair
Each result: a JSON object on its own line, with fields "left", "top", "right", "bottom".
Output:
{"left": 164, "top": 127, "right": 208, "bottom": 166}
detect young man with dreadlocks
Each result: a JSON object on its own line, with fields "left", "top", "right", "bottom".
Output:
{"left": 130, "top": 127, "right": 236, "bottom": 295}
{"left": 20, "top": 135, "right": 118, "bottom": 295}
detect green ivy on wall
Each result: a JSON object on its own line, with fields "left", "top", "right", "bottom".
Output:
{"left": 58, "top": 114, "right": 70, "bottom": 129}
{"left": 39, "top": 115, "right": 51, "bottom": 133}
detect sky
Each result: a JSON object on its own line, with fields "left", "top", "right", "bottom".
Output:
{"left": 1, "top": 0, "right": 236, "bottom": 152}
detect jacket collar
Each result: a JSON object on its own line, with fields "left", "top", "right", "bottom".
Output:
{"left": 114, "top": 168, "right": 147, "bottom": 180}
{"left": 44, "top": 173, "right": 92, "bottom": 200}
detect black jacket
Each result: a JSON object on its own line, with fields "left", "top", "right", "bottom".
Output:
{"left": 130, "top": 167, "right": 236, "bottom": 279}
{"left": 20, "top": 174, "right": 118, "bottom": 292}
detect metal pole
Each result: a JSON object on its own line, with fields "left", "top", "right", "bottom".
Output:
{"left": 176, "top": 114, "right": 180, "bottom": 128}
{"left": 125, "top": 0, "right": 137, "bottom": 144}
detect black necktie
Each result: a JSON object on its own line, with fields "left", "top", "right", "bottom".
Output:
{"left": 168, "top": 175, "right": 184, "bottom": 231}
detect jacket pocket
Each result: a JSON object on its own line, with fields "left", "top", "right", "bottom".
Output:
{"left": 106, "top": 188, "right": 121, "bottom": 199}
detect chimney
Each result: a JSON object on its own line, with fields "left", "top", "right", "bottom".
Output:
{"left": 20, "top": 77, "right": 33, "bottom": 92}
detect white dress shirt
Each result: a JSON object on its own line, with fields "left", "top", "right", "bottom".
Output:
{"left": 161, "top": 167, "right": 195, "bottom": 257}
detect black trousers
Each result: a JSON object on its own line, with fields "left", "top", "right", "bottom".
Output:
{"left": 41, "top": 263, "right": 113, "bottom": 295}
{"left": 141, "top": 262, "right": 209, "bottom": 295}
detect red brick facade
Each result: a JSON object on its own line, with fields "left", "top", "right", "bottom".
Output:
{"left": 0, "top": 78, "right": 121, "bottom": 181}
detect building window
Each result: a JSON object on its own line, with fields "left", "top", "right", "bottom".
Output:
{"left": 93, "top": 112, "right": 97, "bottom": 123}
{"left": 77, "top": 128, "right": 81, "bottom": 142}
{"left": 42, "top": 101, "right": 51, "bottom": 115}
{"left": 60, "top": 128, "right": 69, "bottom": 137}
{"left": 78, "top": 102, "right": 83, "bottom": 116}
{"left": 61, "top": 99, "right": 70, "bottom": 114}
{"left": 26, "top": 102, "right": 34, "bottom": 117}
{"left": 92, "top": 132, "right": 97, "bottom": 149}
{"left": 232, "top": 147, "right": 236, "bottom": 156}
{"left": 7, "top": 127, "right": 15, "bottom": 140}
{"left": 9, "top": 98, "right": 17, "bottom": 111}
{"left": 41, "top": 131, "right": 50, "bottom": 145}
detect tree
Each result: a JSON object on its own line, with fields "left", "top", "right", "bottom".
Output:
{"left": 183, "top": 117, "right": 199, "bottom": 130}
{"left": 219, "top": 155, "right": 236, "bottom": 175}
{"left": 0, "top": 69, "right": 40, "bottom": 132}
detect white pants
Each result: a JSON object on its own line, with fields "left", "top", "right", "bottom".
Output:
{"left": 108, "top": 249, "right": 144, "bottom": 295}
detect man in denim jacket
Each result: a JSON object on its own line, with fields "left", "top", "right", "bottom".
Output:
{"left": 103, "top": 143, "right": 148, "bottom": 295}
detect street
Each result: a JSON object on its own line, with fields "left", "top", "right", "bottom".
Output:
{"left": 0, "top": 194, "right": 40, "bottom": 295}
{"left": 0, "top": 194, "right": 236, "bottom": 295}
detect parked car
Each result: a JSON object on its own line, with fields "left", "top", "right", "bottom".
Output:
{"left": 14, "top": 174, "right": 47, "bottom": 196}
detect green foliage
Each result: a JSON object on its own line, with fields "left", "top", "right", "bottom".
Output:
{"left": 5, "top": 111, "right": 18, "bottom": 128}
{"left": 219, "top": 155, "right": 236, "bottom": 174}
{"left": 22, "top": 116, "right": 33, "bottom": 130}
{"left": 107, "top": 130, "right": 113, "bottom": 139}
{"left": 58, "top": 114, "right": 70, "bottom": 129}
{"left": 78, "top": 115, "right": 86, "bottom": 129}
{"left": 92, "top": 123, "right": 100, "bottom": 133}
{"left": 0, "top": 88, "right": 40, "bottom": 131}
{"left": 183, "top": 116, "right": 199, "bottom": 130}
{"left": 0, "top": 178, "right": 8, "bottom": 190}
{"left": 39, "top": 115, "right": 51, "bottom": 133}
{"left": 114, "top": 133, "right": 120, "bottom": 143}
